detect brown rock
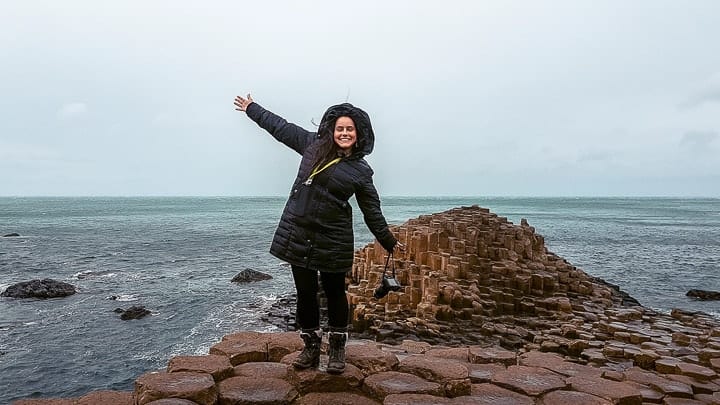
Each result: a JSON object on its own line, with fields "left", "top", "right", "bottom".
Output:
{"left": 673, "top": 333, "right": 693, "bottom": 346}
{"left": 398, "top": 355, "right": 469, "bottom": 381}
{"left": 467, "top": 363, "right": 506, "bottom": 383}
{"left": 382, "top": 393, "right": 453, "bottom": 405}
{"left": 289, "top": 362, "right": 364, "bottom": 394}
{"left": 468, "top": 346, "right": 516, "bottom": 366}
{"left": 567, "top": 375, "right": 643, "bottom": 405}
{"left": 676, "top": 362, "right": 717, "bottom": 380}
{"left": 698, "top": 349, "right": 720, "bottom": 363}
{"left": 465, "top": 383, "right": 534, "bottom": 405}
{"left": 209, "top": 339, "right": 267, "bottom": 365}
{"left": 363, "top": 371, "right": 443, "bottom": 399}
{"left": 266, "top": 332, "right": 304, "bottom": 362}
{"left": 634, "top": 350, "right": 661, "bottom": 370}
{"left": 145, "top": 400, "right": 200, "bottom": 405}
{"left": 656, "top": 357, "right": 682, "bottom": 374}
{"left": 665, "top": 373, "right": 720, "bottom": 395}
{"left": 77, "top": 391, "right": 133, "bottom": 405}
{"left": 217, "top": 376, "right": 297, "bottom": 404}
{"left": 234, "top": 362, "right": 290, "bottom": 380}
{"left": 490, "top": 365, "right": 567, "bottom": 396}
{"left": 293, "top": 392, "right": 380, "bottom": 405}
{"left": 134, "top": 371, "right": 217, "bottom": 405}
{"left": 662, "top": 398, "right": 705, "bottom": 405}
{"left": 425, "top": 347, "right": 470, "bottom": 362}
{"left": 693, "top": 393, "right": 720, "bottom": 405}
{"left": 399, "top": 340, "right": 431, "bottom": 354}
{"left": 345, "top": 342, "right": 399, "bottom": 375}
{"left": 624, "top": 367, "right": 693, "bottom": 398}
{"left": 398, "top": 355, "right": 470, "bottom": 397}
{"left": 167, "top": 355, "right": 234, "bottom": 382}
{"left": 624, "top": 381, "right": 664, "bottom": 403}
{"left": 602, "top": 370, "right": 625, "bottom": 382}
{"left": 519, "top": 351, "right": 603, "bottom": 378}
{"left": 538, "top": 390, "right": 613, "bottom": 405}
{"left": 582, "top": 348, "right": 609, "bottom": 364}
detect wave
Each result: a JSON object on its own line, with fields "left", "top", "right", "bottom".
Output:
{"left": 106, "top": 294, "right": 138, "bottom": 302}
{"left": 73, "top": 270, "right": 118, "bottom": 280}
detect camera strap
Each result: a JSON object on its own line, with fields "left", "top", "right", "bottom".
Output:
{"left": 382, "top": 253, "right": 396, "bottom": 278}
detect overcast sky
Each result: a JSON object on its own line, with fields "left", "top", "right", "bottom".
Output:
{"left": 1, "top": 0, "right": 719, "bottom": 197}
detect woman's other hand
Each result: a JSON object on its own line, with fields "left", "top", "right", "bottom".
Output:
{"left": 393, "top": 241, "right": 405, "bottom": 255}
{"left": 234, "top": 94, "right": 254, "bottom": 112}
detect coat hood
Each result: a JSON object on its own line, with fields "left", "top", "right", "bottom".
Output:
{"left": 318, "top": 103, "right": 375, "bottom": 157}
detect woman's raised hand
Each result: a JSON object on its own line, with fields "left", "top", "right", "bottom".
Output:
{"left": 234, "top": 94, "right": 254, "bottom": 112}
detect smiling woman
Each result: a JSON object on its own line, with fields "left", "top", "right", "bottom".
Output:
{"left": 234, "top": 94, "right": 404, "bottom": 374}
{"left": 333, "top": 116, "right": 357, "bottom": 152}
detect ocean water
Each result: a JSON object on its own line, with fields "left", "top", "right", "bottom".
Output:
{"left": 0, "top": 196, "right": 718, "bottom": 403}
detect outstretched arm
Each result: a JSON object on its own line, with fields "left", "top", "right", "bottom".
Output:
{"left": 234, "top": 94, "right": 314, "bottom": 155}
{"left": 355, "top": 172, "right": 399, "bottom": 253}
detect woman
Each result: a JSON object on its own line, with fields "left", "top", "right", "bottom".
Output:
{"left": 234, "top": 94, "right": 402, "bottom": 374}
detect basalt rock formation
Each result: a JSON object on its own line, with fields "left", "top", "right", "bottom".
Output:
{"left": 348, "top": 205, "right": 651, "bottom": 349}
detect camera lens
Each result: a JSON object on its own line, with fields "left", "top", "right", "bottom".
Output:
{"left": 374, "top": 285, "right": 389, "bottom": 299}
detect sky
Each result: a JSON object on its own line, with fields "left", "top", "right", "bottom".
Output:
{"left": 1, "top": 0, "right": 719, "bottom": 197}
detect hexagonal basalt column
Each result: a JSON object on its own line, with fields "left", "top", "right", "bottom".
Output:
{"left": 134, "top": 371, "right": 217, "bottom": 405}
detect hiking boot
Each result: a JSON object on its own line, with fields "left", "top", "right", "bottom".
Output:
{"left": 326, "top": 331, "right": 347, "bottom": 374}
{"left": 293, "top": 329, "right": 321, "bottom": 369}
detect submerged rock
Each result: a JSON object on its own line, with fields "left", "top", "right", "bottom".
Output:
{"left": 1, "top": 279, "right": 76, "bottom": 299}
{"left": 3, "top": 232, "right": 20, "bottom": 237}
{"left": 231, "top": 269, "right": 272, "bottom": 283}
{"left": 686, "top": 289, "right": 720, "bottom": 300}
{"left": 116, "top": 305, "right": 151, "bottom": 320}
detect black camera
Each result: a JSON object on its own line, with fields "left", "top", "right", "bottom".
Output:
{"left": 373, "top": 276, "right": 402, "bottom": 299}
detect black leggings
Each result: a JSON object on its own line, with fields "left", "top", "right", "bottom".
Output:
{"left": 291, "top": 265, "right": 348, "bottom": 330}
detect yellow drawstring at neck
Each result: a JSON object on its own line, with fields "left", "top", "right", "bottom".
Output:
{"left": 304, "top": 157, "right": 341, "bottom": 185}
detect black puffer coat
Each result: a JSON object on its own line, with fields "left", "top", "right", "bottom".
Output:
{"left": 246, "top": 102, "right": 397, "bottom": 273}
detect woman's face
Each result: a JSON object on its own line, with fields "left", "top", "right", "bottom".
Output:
{"left": 333, "top": 116, "right": 357, "bottom": 151}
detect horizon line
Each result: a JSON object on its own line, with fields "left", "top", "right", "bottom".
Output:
{"left": 1, "top": 195, "right": 719, "bottom": 199}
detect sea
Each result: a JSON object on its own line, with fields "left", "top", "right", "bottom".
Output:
{"left": 0, "top": 196, "right": 719, "bottom": 403}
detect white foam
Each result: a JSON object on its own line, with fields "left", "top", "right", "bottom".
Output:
{"left": 0, "top": 283, "right": 10, "bottom": 292}
{"left": 74, "top": 270, "right": 118, "bottom": 279}
{"left": 113, "top": 294, "right": 138, "bottom": 302}
{"left": 73, "top": 270, "right": 93, "bottom": 279}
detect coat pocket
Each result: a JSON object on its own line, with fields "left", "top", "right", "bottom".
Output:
{"left": 287, "top": 184, "right": 313, "bottom": 217}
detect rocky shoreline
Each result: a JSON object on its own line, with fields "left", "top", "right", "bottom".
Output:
{"left": 12, "top": 206, "right": 720, "bottom": 404}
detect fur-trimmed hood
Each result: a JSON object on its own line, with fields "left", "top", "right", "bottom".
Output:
{"left": 317, "top": 103, "right": 375, "bottom": 157}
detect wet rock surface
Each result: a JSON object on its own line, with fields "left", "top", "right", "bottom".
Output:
{"left": 231, "top": 268, "right": 272, "bottom": 283}
{"left": 116, "top": 305, "right": 151, "bottom": 320}
{"left": 14, "top": 316, "right": 720, "bottom": 404}
{"left": 687, "top": 289, "right": 720, "bottom": 301}
{"left": 1, "top": 279, "right": 76, "bottom": 299}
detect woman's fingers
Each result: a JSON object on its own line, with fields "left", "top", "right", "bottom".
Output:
{"left": 234, "top": 94, "right": 252, "bottom": 111}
